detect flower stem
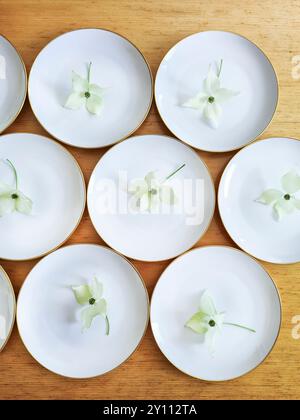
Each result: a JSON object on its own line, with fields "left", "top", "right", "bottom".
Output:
{"left": 165, "top": 164, "right": 186, "bottom": 181}
{"left": 217, "top": 59, "right": 223, "bottom": 78}
{"left": 224, "top": 322, "right": 256, "bottom": 333}
{"left": 87, "top": 62, "right": 92, "bottom": 84}
{"left": 105, "top": 315, "right": 110, "bottom": 336}
{"left": 6, "top": 159, "right": 18, "bottom": 190}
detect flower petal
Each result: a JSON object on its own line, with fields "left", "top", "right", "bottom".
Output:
{"left": 72, "top": 71, "right": 89, "bottom": 92}
{"left": 273, "top": 198, "right": 295, "bottom": 221}
{"left": 89, "top": 83, "right": 104, "bottom": 96}
{"left": 149, "top": 192, "right": 160, "bottom": 212}
{"left": 293, "top": 198, "right": 300, "bottom": 210}
{"left": 203, "top": 102, "right": 222, "bottom": 128}
{"left": 65, "top": 92, "right": 85, "bottom": 110}
{"left": 203, "top": 65, "right": 220, "bottom": 95}
{"left": 81, "top": 299, "right": 107, "bottom": 330}
{"left": 0, "top": 196, "right": 15, "bottom": 217}
{"left": 205, "top": 326, "right": 219, "bottom": 354}
{"left": 281, "top": 170, "right": 300, "bottom": 194}
{"left": 89, "top": 278, "right": 103, "bottom": 301}
{"left": 15, "top": 192, "right": 32, "bottom": 215}
{"left": 185, "top": 311, "right": 209, "bottom": 334}
{"left": 86, "top": 94, "right": 103, "bottom": 115}
{"left": 256, "top": 189, "right": 283, "bottom": 205}
{"left": 215, "top": 88, "right": 239, "bottom": 103}
{"left": 72, "top": 285, "right": 92, "bottom": 305}
{"left": 128, "top": 179, "right": 148, "bottom": 196}
{"left": 182, "top": 93, "right": 207, "bottom": 110}
{"left": 159, "top": 185, "right": 176, "bottom": 205}
{"left": 0, "top": 182, "right": 12, "bottom": 195}
{"left": 144, "top": 171, "right": 157, "bottom": 187}
{"left": 199, "top": 291, "right": 217, "bottom": 316}
{"left": 139, "top": 192, "right": 150, "bottom": 211}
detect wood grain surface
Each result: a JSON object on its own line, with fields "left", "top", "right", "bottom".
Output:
{"left": 0, "top": 0, "right": 300, "bottom": 400}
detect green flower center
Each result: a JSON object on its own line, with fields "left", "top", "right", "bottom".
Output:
{"left": 85, "top": 91, "right": 91, "bottom": 98}
{"left": 284, "top": 194, "right": 291, "bottom": 201}
{"left": 209, "top": 319, "right": 216, "bottom": 327}
{"left": 89, "top": 298, "right": 96, "bottom": 305}
{"left": 11, "top": 193, "right": 18, "bottom": 200}
{"left": 208, "top": 96, "right": 215, "bottom": 104}
{"left": 149, "top": 188, "right": 158, "bottom": 195}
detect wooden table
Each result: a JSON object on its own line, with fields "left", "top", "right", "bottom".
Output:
{"left": 0, "top": 0, "right": 299, "bottom": 400}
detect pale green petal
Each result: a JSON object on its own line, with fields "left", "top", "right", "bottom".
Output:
{"left": 139, "top": 192, "right": 150, "bottom": 211}
{"left": 214, "top": 313, "right": 225, "bottom": 331}
{"left": 205, "top": 326, "right": 218, "bottom": 353}
{"left": 281, "top": 170, "right": 300, "bottom": 194}
{"left": 203, "top": 102, "right": 222, "bottom": 128}
{"left": 159, "top": 185, "right": 176, "bottom": 205}
{"left": 72, "top": 71, "right": 89, "bottom": 92}
{"left": 185, "top": 311, "right": 209, "bottom": 334}
{"left": 256, "top": 189, "right": 283, "bottom": 205}
{"left": 89, "top": 83, "right": 104, "bottom": 96}
{"left": 89, "top": 278, "right": 103, "bottom": 301}
{"left": 86, "top": 94, "right": 103, "bottom": 115}
{"left": 199, "top": 291, "right": 217, "bottom": 316}
{"left": 273, "top": 198, "right": 295, "bottom": 221}
{"left": 182, "top": 93, "right": 207, "bottom": 110}
{"left": 203, "top": 66, "right": 220, "bottom": 95}
{"left": 128, "top": 179, "right": 148, "bottom": 196}
{"left": 149, "top": 192, "right": 160, "bottom": 212}
{"left": 215, "top": 88, "right": 239, "bottom": 103}
{"left": 0, "top": 182, "right": 13, "bottom": 195}
{"left": 15, "top": 192, "right": 32, "bottom": 215}
{"left": 144, "top": 171, "right": 158, "bottom": 188}
{"left": 293, "top": 198, "right": 300, "bottom": 210}
{"left": 65, "top": 92, "right": 85, "bottom": 110}
{"left": 72, "top": 285, "right": 92, "bottom": 305}
{"left": 0, "top": 195, "right": 15, "bottom": 217}
{"left": 81, "top": 299, "right": 107, "bottom": 330}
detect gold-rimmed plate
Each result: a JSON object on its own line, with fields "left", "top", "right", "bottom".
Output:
{"left": 0, "top": 34, "right": 27, "bottom": 133}
{"left": 0, "top": 266, "right": 15, "bottom": 352}
{"left": 28, "top": 28, "right": 153, "bottom": 149}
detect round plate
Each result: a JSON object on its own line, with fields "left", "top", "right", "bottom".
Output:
{"left": 17, "top": 244, "right": 149, "bottom": 378}
{"left": 0, "top": 133, "right": 86, "bottom": 260}
{"left": 0, "top": 35, "right": 27, "bottom": 133}
{"left": 28, "top": 28, "right": 153, "bottom": 148}
{"left": 88, "top": 135, "right": 215, "bottom": 261}
{"left": 219, "top": 137, "right": 300, "bottom": 264}
{"left": 155, "top": 31, "right": 278, "bottom": 152}
{"left": 0, "top": 266, "right": 15, "bottom": 352}
{"left": 151, "top": 246, "right": 281, "bottom": 381}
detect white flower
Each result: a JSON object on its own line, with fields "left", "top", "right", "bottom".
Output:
{"left": 72, "top": 277, "right": 109, "bottom": 335}
{"left": 0, "top": 160, "right": 32, "bottom": 217}
{"left": 65, "top": 62, "right": 104, "bottom": 116}
{"left": 128, "top": 164, "right": 185, "bottom": 212}
{"left": 182, "top": 60, "right": 239, "bottom": 129}
{"left": 185, "top": 291, "right": 255, "bottom": 354}
{"left": 256, "top": 170, "right": 300, "bottom": 221}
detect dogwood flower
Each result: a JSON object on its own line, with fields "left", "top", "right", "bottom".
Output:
{"left": 182, "top": 60, "right": 239, "bottom": 129}
{"left": 65, "top": 62, "right": 104, "bottom": 115}
{"left": 185, "top": 291, "right": 255, "bottom": 353}
{"left": 0, "top": 159, "right": 32, "bottom": 217}
{"left": 256, "top": 170, "right": 300, "bottom": 221}
{"left": 128, "top": 164, "right": 185, "bottom": 212}
{"left": 72, "top": 277, "right": 110, "bottom": 335}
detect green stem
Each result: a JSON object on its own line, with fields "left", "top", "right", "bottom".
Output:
{"left": 6, "top": 159, "right": 18, "bottom": 190}
{"left": 217, "top": 59, "right": 223, "bottom": 78}
{"left": 105, "top": 315, "right": 110, "bottom": 336}
{"left": 87, "top": 62, "right": 92, "bottom": 85}
{"left": 164, "top": 164, "right": 186, "bottom": 182}
{"left": 224, "top": 322, "right": 256, "bottom": 333}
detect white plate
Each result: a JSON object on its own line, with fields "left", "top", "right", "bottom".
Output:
{"left": 0, "top": 133, "right": 86, "bottom": 260}
{"left": 0, "top": 35, "right": 27, "bottom": 133}
{"left": 0, "top": 266, "right": 15, "bottom": 352}
{"left": 218, "top": 137, "right": 300, "bottom": 264}
{"left": 28, "top": 28, "right": 153, "bottom": 148}
{"left": 151, "top": 246, "right": 281, "bottom": 381}
{"left": 17, "top": 244, "right": 149, "bottom": 378}
{"left": 88, "top": 135, "right": 215, "bottom": 261}
{"left": 155, "top": 31, "right": 278, "bottom": 152}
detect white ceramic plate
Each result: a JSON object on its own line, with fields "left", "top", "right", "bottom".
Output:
{"left": 17, "top": 244, "right": 149, "bottom": 378}
{"left": 151, "top": 246, "right": 281, "bottom": 381}
{"left": 155, "top": 31, "right": 278, "bottom": 152}
{"left": 88, "top": 135, "right": 215, "bottom": 261}
{"left": 28, "top": 28, "right": 153, "bottom": 148}
{"left": 0, "top": 35, "right": 27, "bottom": 133}
{"left": 219, "top": 137, "right": 300, "bottom": 264}
{"left": 0, "top": 133, "right": 86, "bottom": 260}
{"left": 0, "top": 266, "right": 15, "bottom": 352}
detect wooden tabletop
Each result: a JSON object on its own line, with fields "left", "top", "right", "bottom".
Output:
{"left": 0, "top": 0, "right": 299, "bottom": 400}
